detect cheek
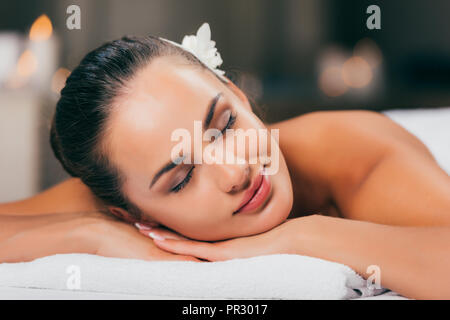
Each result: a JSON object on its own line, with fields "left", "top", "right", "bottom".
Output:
{"left": 268, "top": 153, "right": 294, "bottom": 217}
{"left": 278, "top": 163, "right": 294, "bottom": 215}
{"left": 277, "top": 152, "right": 293, "bottom": 194}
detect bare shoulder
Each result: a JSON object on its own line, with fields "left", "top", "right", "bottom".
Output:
{"left": 271, "top": 109, "right": 434, "bottom": 160}
{"left": 269, "top": 110, "right": 436, "bottom": 195}
{"left": 272, "top": 110, "right": 432, "bottom": 154}
{"left": 269, "top": 110, "right": 450, "bottom": 225}
{"left": 0, "top": 178, "right": 106, "bottom": 215}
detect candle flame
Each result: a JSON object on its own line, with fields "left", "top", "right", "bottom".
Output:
{"left": 29, "top": 14, "right": 53, "bottom": 41}
{"left": 17, "top": 50, "right": 38, "bottom": 78}
{"left": 5, "top": 50, "right": 38, "bottom": 88}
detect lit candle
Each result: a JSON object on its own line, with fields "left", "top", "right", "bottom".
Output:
{"left": 0, "top": 32, "right": 22, "bottom": 87}
{"left": 27, "top": 14, "right": 59, "bottom": 92}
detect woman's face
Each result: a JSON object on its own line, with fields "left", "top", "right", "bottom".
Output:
{"left": 106, "top": 55, "right": 293, "bottom": 241}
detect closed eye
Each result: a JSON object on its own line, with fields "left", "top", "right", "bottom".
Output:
{"left": 221, "top": 112, "right": 237, "bottom": 134}
{"left": 170, "top": 111, "right": 237, "bottom": 194}
{"left": 171, "top": 166, "right": 195, "bottom": 193}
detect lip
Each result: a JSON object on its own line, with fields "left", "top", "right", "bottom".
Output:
{"left": 233, "top": 168, "right": 271, "bottom": 215}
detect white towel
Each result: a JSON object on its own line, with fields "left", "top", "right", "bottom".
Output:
{"left": 0, "top": 253, "right": 387, "bottom": 299}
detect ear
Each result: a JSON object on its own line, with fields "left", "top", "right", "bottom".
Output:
{"left": 108, "top": 207, "right": 137, "bottom": 224}
{"left": 108, "top": 206, "right": 160, "bottom": 227}
{"left": 224, "top": 78, "right": 252, "bottom": 112}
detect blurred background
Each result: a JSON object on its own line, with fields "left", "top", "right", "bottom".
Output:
{"left": 1, "top": 0, "right": 450, "bottom": 202}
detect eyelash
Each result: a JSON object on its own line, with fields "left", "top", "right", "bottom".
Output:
{"left": 171, "top": 165, "right": 195, "bottom": 193}
{"left": 170, "top": 111, "right": 237, "bottom": 193}
{"left": 221, "top": 112, "right": 237, "bottom": 135}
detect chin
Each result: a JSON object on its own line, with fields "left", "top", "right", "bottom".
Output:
{"left": 262, "top": 189, "right": 293, "bottom": 232}
{"left": 237, "top": 177, "right": 294, "bottom": 237}
{"left": 264, "top": 155, "right": 294, "bottom": 225}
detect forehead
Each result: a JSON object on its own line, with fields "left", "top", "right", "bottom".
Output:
{"left": 105, "top": 56, "right": 221, "bottom": 185}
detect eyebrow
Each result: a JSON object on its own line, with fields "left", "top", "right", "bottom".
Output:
{"left": 149, "top": 92, "right": 223, "bottom": 189}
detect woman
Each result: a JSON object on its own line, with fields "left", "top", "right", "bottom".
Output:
{"left": 0, "top": 27, "right": 449, "bottom": 299}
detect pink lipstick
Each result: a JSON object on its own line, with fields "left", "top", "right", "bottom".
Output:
{"left": 233, "top": 168, "right": 271, "bottom": 215}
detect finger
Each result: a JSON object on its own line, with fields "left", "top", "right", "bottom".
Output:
{"left": 134, "top": 222, "right": 158, "bottom": 230}
{"left": 144, "top": 252, "right": 203, "bottom": 262}
{"left": 154, "top": 227, "right": 190, "bottom": 240}
{"left": 151, "top": 238, "right": 225, "bottom": 262}
{"left": 135, "top": 224, "right": 189, "bottom": 240}
{"left": 166, "top": 255, "right": 203, "bottom": 262}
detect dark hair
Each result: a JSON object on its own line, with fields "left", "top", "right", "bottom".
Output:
{"left": 50, "top": 35, "right": 216, "bottom": 222}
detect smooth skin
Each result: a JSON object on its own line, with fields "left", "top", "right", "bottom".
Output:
{"left": 1, "top": 56, "right": 450, "bottom": 299}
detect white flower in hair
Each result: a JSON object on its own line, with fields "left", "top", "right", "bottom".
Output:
{"left": 160, "top": 23, "right": 228, "bottom": 82}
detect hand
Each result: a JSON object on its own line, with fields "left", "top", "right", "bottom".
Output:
{"left": 79, "top": 214, "right": 201, "bottom": 262}
{"left": 136, "top": 217, "right": 312, "bottom": 262}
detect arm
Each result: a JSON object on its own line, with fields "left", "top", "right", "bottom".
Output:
{"left": 0, "top": 178, "right": 107, "bottom": 216}
{"left": 0, "top": 212, "right": 198, "bottom": 263}
{"left": 0, "top": 212, "right": 99, "bottom": 262}
{"left": 0, "top": 178, "right": 104, "bottom": 261}
{"left": 0, "top": 178, "right": 199, "bottom": 262}
{"left": 293, "top": 214, "right": 450, "bottom": 300}
{"left": 339, "top": 147, "right": 450, "bottom": 226}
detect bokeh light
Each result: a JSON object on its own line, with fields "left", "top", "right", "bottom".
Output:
{"left": 341, "top": 56, "right": 373, "bottom": 88}
{"left": 319, "top": 66, "right": 348, "bottom": 97}
{"left": 353, "top": 38, "right": 382, "bottom": 69}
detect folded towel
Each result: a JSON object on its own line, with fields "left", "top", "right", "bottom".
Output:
{"left": 0, "top": 253, "right": 387, "bottom": 299}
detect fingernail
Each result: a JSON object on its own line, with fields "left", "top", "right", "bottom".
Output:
{"left": 148, "top": 232, "right": 165, "bottom": 241}
{"left": 135, "top": 222, "right": 152, "bottom": 231}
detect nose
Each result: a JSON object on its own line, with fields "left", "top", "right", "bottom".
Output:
{"left": 205, "top": 151, "right": 251, "bottom": 193}
{"left": 215, "top": 161, "right": 250, "bottom": 193}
